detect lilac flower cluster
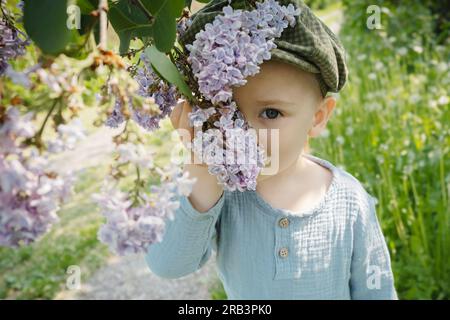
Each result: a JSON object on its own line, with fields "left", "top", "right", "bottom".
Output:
{"left": 0, "top": 107, "right": 75, "bottom": 248}
{"left": 116, "top": 142, "right": 154, "bottom": 170}
{"left": 93, "top": 163, "right": 196, "bottom": 255}
{"left": 185, "top": 0, "right": 301, "bottom": 104}
{"left": 105, "top": 54, "right": 179, "bottom": 131}
{"left": 0, "top": 5, "right": 28, "bottom": 75}
{"left": 181, "top": 0, "right": 299, "bottom": 191}
{"left": 47, "top": 118, "right": 86, "bottom": 153}
{"left": 177, "top": 17, "right": 192, "bottom": 38}
{"left": 189, "top": 102, "right": 266, "bottom": 191}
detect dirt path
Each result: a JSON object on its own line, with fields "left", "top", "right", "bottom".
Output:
{"left": 56, "top": 253, "right": 219, "bottom": 300}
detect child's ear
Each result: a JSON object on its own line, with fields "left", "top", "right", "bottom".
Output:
{"left": 308, "top": 96, "right": 336, "bottom": 138}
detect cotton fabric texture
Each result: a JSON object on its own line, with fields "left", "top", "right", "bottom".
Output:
{"left": 179, "top": 0, "right": 349, "bottom": 97}
{"left": 146, "top": 153, "right": 398, "bottom": 299}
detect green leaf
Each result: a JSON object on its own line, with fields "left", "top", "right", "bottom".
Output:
{"left": 76, "top": 0, "right": 97, "bottom": 14}
{"left": 23, "top": 0, "right": 73, "bottom": 55}
{"left": 196, "top": 0, "right": 211, "bottom": 3}
{"left": 152, "top": 11, "right": 176, "bottom": 52}
{"left": 141, "top": 0, "right": 184, "bottom": 52}
{"left": 108, "top": 1, "right": 153, "bottom": 54}
{"left": 145, "top": 45, "right": 193, "bottom": 99}
{"left": 142, "top": 0, "right": 184, "bottom": 18}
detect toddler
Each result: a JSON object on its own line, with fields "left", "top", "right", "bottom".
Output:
{"left": 146, "top": 0, "right": 397, "bottom": 300}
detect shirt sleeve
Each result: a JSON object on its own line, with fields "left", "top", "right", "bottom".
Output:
{"left": 349, "top": 192, "right": 398, "bottom": 299}
{"left": 145, "top": 191, "right": 225, "bottom": 279}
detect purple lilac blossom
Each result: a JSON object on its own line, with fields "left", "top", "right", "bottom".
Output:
{"left": 191, "top": 102, "right": 266, "bottom": 192}
{"left": 177, "top": 17, "right": 192, "bottom": 38}
{"left": 0, "top": 107, "right": 75, "bottom": 247}
{"left": 93, "top": 164, "right": 196, "bottom": 255}
{"left": 0, "top": 7, "right": 28, "bottom": 75}
{"left": 105, "top": 54, "right": 180, "bottom": 131}
{"left": 185, "top": 0, "right": 301, "bottom": 104}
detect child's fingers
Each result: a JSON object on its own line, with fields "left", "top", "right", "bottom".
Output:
{"left": 179, "top": 103, "right": 207, "bottom": 166}
{"left": 170, "top": 100, "right": 195, "bottom": 152}
{"left": 170, "top": 101, "right": 205, "bottom": 166}
{"left": 170, "top": 100, "right": 184, "bottom": 129}
{"left": 179, "top": 100, "right": 193, "bottom": 133}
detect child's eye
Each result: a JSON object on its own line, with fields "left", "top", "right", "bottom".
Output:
{"left": 259, "top": 108, "right": 282, "bottom": 120}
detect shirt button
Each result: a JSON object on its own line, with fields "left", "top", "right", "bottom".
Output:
{"left": 278, "top": 217, "right": 290, "bottom": 228}
{"left": 279, "top": 247, "right": 289, "bottom": 258}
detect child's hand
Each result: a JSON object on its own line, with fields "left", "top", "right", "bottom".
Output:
{"left": 170, "top": 100, "right": 224, "bottom": 212}
{"left": 170, "top": 100, "right": 206, "bottom": 167}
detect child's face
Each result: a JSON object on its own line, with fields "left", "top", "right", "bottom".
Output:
{"left": 233, "top": 60, "right": 335, "bottom": 175}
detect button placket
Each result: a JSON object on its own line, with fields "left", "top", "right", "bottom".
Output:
{"left": 274, "top": 215, "right": 296, "bottom": 280}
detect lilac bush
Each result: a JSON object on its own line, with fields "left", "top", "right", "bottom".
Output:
{"left": 0, "top": 0, "right": 301, "bottom": 254}
{"left": 107, "top": 0, "right": 300, "bottom": 193}
{"left": 104, "top": 0, "right": 299, "bottom": 194}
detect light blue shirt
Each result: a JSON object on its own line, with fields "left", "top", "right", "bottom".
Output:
{"left": 146, "top": 154, "right": 398, "bottom": 299}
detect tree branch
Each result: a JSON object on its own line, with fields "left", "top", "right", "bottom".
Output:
{"left": 98, "top": 0, "right": 109, "bottom": 51}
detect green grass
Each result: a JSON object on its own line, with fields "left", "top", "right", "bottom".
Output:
{"left": 312, "top": 0, "right": 449, "bottom": 299}
{"left": 210, "top": 279, "right": 227, "bottom": 300}
{"left": 315, "top": 1, "right": 342, "bottom": 19}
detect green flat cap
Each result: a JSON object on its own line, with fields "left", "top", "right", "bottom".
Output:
{"left": 179, "top": 0, "right": 348, "bottom": 97}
